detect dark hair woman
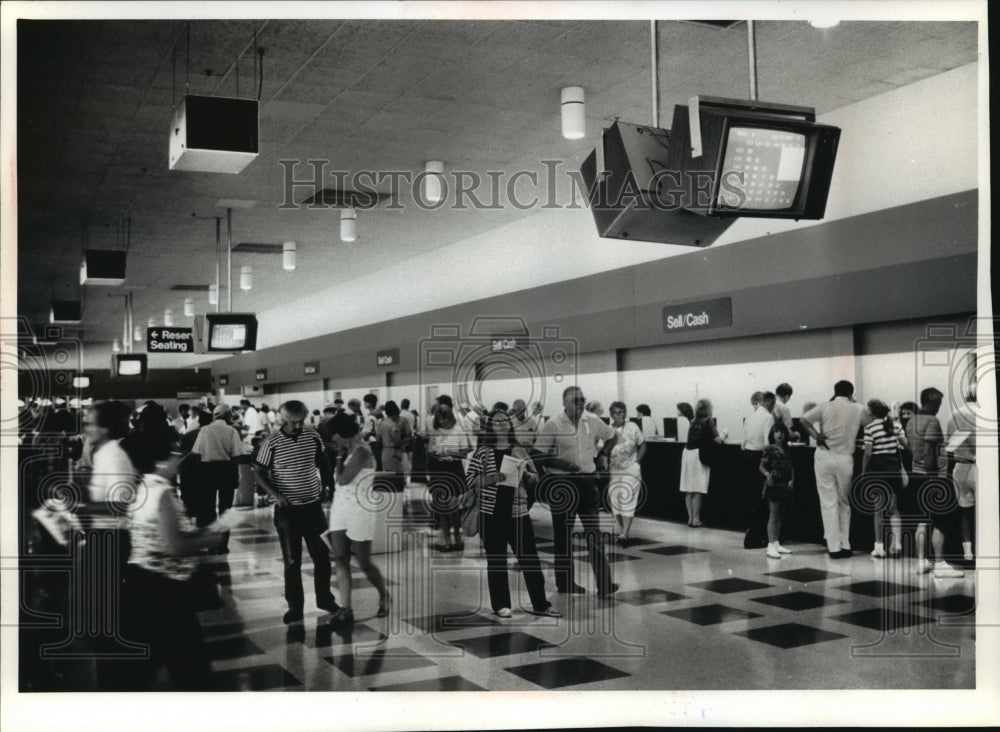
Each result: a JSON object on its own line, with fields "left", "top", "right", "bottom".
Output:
{"left": 861, "top": 399, "right": 909, "bottom": 558}
{"left": 429, "top": 396, "right": 472, "bottom": 551}
{"left": 465, "top": 409, "right": 561, "bottom": 619}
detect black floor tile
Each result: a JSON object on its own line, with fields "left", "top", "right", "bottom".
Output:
{"left": 506, "top": 657, "right": 630, "bottom": 689}
{"left": 916, "top": 593, "right": 976, "bottom": 615}
{"left": 838, "top": 580, "right": 921, "bottom": 598}
{"left": 751, "top": 591, "right": 849, "bottom": 612}
{"left": 207, "top": 636, "right": 267, "bottom": 661}
{"left": 448, "top": 631, "right": 553, "bottom": 659}
{"left": 763, "top": 568, "right": 849, "bottom": 583}
{"left": 325, "top": 646, "right": 437, "bottom": 678}
{"left": 405, "top": 611, "right": 500, "bottom": 634}
{"left": 830, "top": 608, "right": 933, "bottom": 631}
{"left": 733, "top": 622, "right": 848, "bottom": 649}
{"left": 688, "top": 578, "right": 773, "bottom": 594}
{"left": 614, "top": 588, "right": 688, "bottom": 606}
{"left": 212, "top": 663, "right": 302, "bottom": 691}
{"left": 661, "top": 604, "right": 763, "bottom": 625}
{"left": 312, "top": 623, "right": 386, "bottom": 650}
{"left": 641, "top": 545, "right": 709, "bottom": 557}
{"left": 371, "top": 675, "right": 486, "bottom": 691}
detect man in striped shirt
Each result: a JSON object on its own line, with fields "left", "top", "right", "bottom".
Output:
{"left": 254, "top": 400, "right": 339, "bottom": 624}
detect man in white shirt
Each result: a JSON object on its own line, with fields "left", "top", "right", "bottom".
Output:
{"left": 799, "top": 381, "right": 866, "bottom": 558}
{"left": 240, "top": 399, "right": 260, "bottom": 438}
{"left": 535, "top": 386, "right": 617, "bottom": 597}
{"left": 741, "top": 391, "right": 776, "bottom": 545}
{"left": 192, "top": 404, "right": 249, "bottom": 534}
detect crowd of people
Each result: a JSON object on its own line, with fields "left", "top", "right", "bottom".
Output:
{"left": 17, "top": 376, "right": 978, "bottom": 690}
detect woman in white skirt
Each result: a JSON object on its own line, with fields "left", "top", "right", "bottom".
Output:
{"left": 679, "top": 399, "right": 727, "bottom": 527}
{"left": 607, "top": 401, "right": 646, "bottom": 547}
{"left": 323, "top": 412, "right": 390, "bottom": 626}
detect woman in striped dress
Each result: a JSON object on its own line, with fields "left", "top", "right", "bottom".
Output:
{"left": 466, "top": 410, "right": 561, "bottom": 619}
{"left": 862, "top": 399, "right": 909, "bottom": 558}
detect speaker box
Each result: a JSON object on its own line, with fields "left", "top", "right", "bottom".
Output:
{"left": 579, "top": 121, "right": 735, "bottom": 247}
{"left": 50, "top": 300, "right": 82, "bottom": 323}
{"left": 169, "top": 95, "right": 259, "bottom": 174}
{"left": 80, "top": 250, "right": 127, "bottom": 285}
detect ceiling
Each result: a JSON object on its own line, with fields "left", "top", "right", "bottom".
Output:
{"left": 13, "top": 15, "right": 978, "bottom": 350}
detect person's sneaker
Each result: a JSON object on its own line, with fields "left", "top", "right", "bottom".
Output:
{"left": 495, "top": 607, "right": 513, "bottom": 618}
{"left": 766, "top": 544, "right": 782, "bottom": 559}
{"left": 916, "top": 558, "right": 934, "bottom": 574}
{"left": 598, "top": 582, "right": 620, "bottom": 598}
{"left": 556, "top": 584, "right": 586, "bottom": 595}
{"left": 933, "top": 562, "right": 964, "bottom": 578}
{"left": 532, "top": 606, "right": 562, "bottom": 618}
{"left": 282, "top": 608, "right": 304, "bottom": 624}
{"left": 871, "top": 545, "right": 887, "bottom": 558}
{"left": 776, "top": 544, "right": 792, "bottom": 554}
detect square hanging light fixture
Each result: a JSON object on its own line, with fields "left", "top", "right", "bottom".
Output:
{"left": 240, "top": 265, "right": 253, "bottom": 290}
{"left": 183, "top": 297, "right": 195, "bottom": 317}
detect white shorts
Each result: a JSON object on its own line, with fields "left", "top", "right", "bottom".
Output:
{"left": 327, "top": 486, "right": 377, "bottom": 543}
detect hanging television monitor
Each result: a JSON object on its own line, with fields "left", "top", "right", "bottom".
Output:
{"left": 205, "top": 313, "right": 258, "bottom": 352}
{"left": 71, "top": 372, "right": 92, "bottom": 389}
{"left": 666, "top": 96, "right": 841, "bottom": 220}
{"left": 113, "top": 354, "right": 147, "bottom": 380}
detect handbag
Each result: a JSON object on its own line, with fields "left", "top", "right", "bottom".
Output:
{"left": 460, "top": 488, "right": 480, "bottom": 537}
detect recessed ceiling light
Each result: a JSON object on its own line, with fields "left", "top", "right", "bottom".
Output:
{"left": 809, "top": 20, "right": 840, "bottom": 29}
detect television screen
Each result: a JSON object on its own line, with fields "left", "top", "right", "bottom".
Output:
{"left": 665, "top": 96, "right": 840, "bottom": 220}
{"left": 114, "top": 354, "right": 147, "bottom": 380}
{"left": 662, "top": 417, "right": 678, "bottom": 440}
{"left": 718, "top": 127, "right": 806, "bottom": 210}
{"left": 71, "top": 374, "right": 91, "bottom": 389}
{"left": 206, "top": 313, "right": 258, "bottom": 352}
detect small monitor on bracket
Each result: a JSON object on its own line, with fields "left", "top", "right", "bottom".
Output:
{"left": 666, "top": 96, "right": 841, "bottom": 220}
{"left": 113, "top": 354, "right": 147, "bottom": 380}
{"left": 205, "top": 313, "right": 259, "bottom": 352}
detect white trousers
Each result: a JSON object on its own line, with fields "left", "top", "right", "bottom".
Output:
{"left": 814, "top": 449, "right": 854, "bottom": 552}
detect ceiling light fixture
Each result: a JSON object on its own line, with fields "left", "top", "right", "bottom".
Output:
{"left": 184, "top": 297, "right": 195, "bottom": 317}
{"left": 148, "top": 317, "right": 156, "bottom": 328}
{"left": 340, "top": 208, "right": 356, "bottom": 242}
{"left": 133, "top": 326, "right": 143, "bottom": 342}
{"left": 112, "top": 338, "right": 121, "bottom": 353}
{"left": 164, "top": 308, "right": 174, "bottom": 327}
{"left": 240, "top": 265, "right": 253, "bottom": 290}
{"left": 809, "top": 19, "right": 840, "bottom": 29}
{"left": 283, "top": 241, "right": 297, "bottom": 271}
{"left": 422, "top": 161, "right": 445, "bottom": 205}
{"left": 208, "top": 283, "right": 219, "bottom": 305}
{"left": 561, "top": 87, "right": 586, "bottom": 140}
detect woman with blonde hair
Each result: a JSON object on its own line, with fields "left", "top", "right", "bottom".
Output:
{"left": 679, "top": 398, "right": 727, "bottom": 527}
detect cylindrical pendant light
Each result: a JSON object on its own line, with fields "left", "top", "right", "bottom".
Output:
{"left": 112, "top": 338, "right": 121, "bottom": 353}
{"left": 340, "top": 208, "right": 356, "bottom": 242}
{"left": 208, "top": 283, "right": 219, "bottom": 305}
{"left": 163, "top": 308, "right": 174, "bottom": 326}
{"left": 148, "top": 317, "right": 156, "bottom": 328}
{"left": 283, "top": 241, "right": 297, "bottom": 271}
{"left": 422, "top": 161, "right": 445, "bottom": 205}
{"left": 183, "top": 297, "right": 195, "bottom": 317}
{"left": 561, "top": 86, "right": 585, "bottom": 139}
{"left": 133, "top": 326, "right": 142, "bottom": 342}
{"left": 240, "top": 265, "right": 253, "bottom": 290}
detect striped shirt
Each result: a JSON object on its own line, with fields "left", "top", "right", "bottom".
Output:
{"left": 255, "top": 427, "right": 325, "bottom": 505}
{"left": 863, "top": 418, "right": 904, "bottom": 456}
{"left": 465, "top": 447, "right": 528, "bottom": 518}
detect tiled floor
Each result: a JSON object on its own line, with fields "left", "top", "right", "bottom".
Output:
{"left": 186, "top": 501, "right": 976, "bottom": 692}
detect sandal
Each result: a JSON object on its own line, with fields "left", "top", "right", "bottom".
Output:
{"left": 329, "top": 607, "right": 354, "bottom": 627}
